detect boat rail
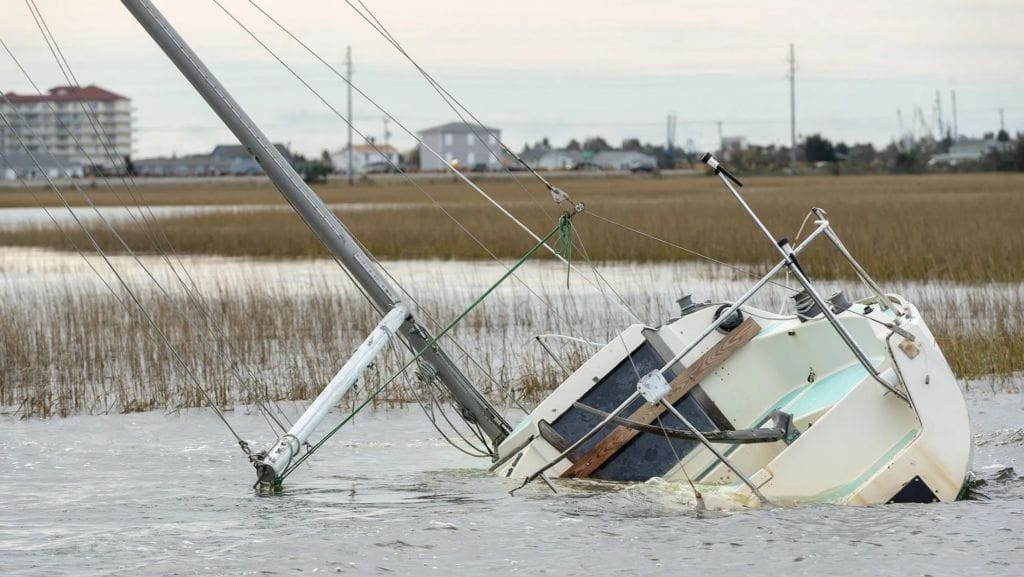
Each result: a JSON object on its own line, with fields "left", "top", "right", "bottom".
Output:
{"left": 517, "top": 155, "right": 915, "bottom": 496}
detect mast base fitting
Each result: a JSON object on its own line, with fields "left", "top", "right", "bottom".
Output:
{"left": 250, "top": 452, "right": 278, "bottom": 486}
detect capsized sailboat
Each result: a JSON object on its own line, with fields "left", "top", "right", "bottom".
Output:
{"left": 121, "top": 0, "right": 972, "bottom": 506}
{"left": 493, "top": 174, "right": 974, "bottom": 505}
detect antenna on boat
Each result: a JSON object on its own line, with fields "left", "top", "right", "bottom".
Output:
{"left": 121, "top": 0, "right": 511, "bottom": 486}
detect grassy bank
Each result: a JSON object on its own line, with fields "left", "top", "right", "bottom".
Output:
{"left": 3, "top": 173, "right": 1023, "bottom": 282}
{"left": 2, "top": 172, "right": 1022, "bottom": 418}
{"left": 1, "top": 259, "right": 1021, "bottom": 419}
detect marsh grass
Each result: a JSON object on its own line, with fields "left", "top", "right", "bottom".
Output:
{"left": 3, "top": 173, "right": 1023, "bottom": 282}
{"left": 2, "top": 173, "right": 1022, "bottom": 418}
{"left": 1, "top": 256, "right": 1021, "bottom": 419}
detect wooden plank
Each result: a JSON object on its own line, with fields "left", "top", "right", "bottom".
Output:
{"left": 644, "top": 326, "right": 735, "bottom": 431}
{"left": 561, "top": 317, "right": 760, "bottom": 478}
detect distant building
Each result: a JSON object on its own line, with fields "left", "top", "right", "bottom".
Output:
{"left": 928, "top": 138, "right": 1013, "bottom": 167}
{"left": 0, "top": 85, "right": 132, "bottom": 172}
{"left": 330, "top": 143, "right": 399, "bottom": 174}
{"left": 519, "top": 148, "right": 582, "bottom": 170}
{"left": 1, "top": 150, "right": 83, "bottom": 180}
{"left": 133, "top": 143, "right": 292, "bottom": 177}
{"left": 133, "top": 154, "right": 231, "bottom": 177}
{"left": 210, "top": 143, "right": 293, "bottom": 175}
{"left": 418, "top": 122, "right": 502, "bottom": 171}
{"left": 592, "top": 150, "right": 657, "bottom": 171}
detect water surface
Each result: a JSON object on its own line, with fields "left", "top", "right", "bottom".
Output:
{"left": 3, "top": 388, "right": 1022, "bottom": 576}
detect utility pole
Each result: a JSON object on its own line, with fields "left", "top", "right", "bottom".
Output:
{"left": 1000, "top": 107, "right": 1006, "bottom": 133}
{"left": 666, "top": 112, "right": 676, "bottom": 158}
{"left": 950, "top": 90, "right": 958, "bottom": 139}
{"left": 787, "top": 43, "right": 797, "bottom": 175}
{"left": 716, "top": 120, "right": 723, "bottom": 156}
{"left": 346, "top": 45, "right": 353, "bottom": 185}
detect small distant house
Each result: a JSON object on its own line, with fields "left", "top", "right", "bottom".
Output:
{"left": 330, "top": 143, "right": 400, "bottom": 174}
{"left": 418, "top": 122, "right": 502, "bottom": 171}
{"left": 928, "top": 138, "right": 1013, "bottom": 167}
{"left": 592, "top": 150, "right": 657, "bottom": 171}
{"left": 519, "top": 148, "right": 583, "bottom": 170}
{"left": 210, "top": 143, "right": 293, "bottom": 175}
{"left": 133, "top": 154, "right": 231, "bottom": 177}
{"left": 0, "top": 150, "right": 83, "bottom": 180}
{"left": 132, "top": 143, "right": 293, "bottom": 177}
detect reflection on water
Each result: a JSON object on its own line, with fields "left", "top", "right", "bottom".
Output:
{"left": 1, "top": 391, "right": 1021, "bottom": 576}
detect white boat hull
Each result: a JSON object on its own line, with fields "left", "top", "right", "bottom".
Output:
{"left": 494, "top": 295, "right": 972, "bottom": 506}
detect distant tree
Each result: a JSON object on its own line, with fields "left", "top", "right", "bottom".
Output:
{"left": 582, "top": 136, "right": 611, "bottom": 152}
{"left": 566, "top": 139, "right": 581, "bottom": 151}
{"left": 123, "top": 155, "right": 135, "bottom": 177}
{"left": 997, "top": 129, "right": 1010, "bottom": 142}
{"left": 803, "top": 134, "right": 837, "bottom": 163}
{"left": 1013, "top": 134, "right": 1024, "bottom": 171}
{"left": 321, "top": 149, "right": 333, "bottom": 164}
{"left": 521, "top": 142, "right": 532, "bottom": 154}
{"left": 532, "top": 137, "right": 551, "bottom": 150}
{"left": 847, "top": 143, "right": 877, "bottom": 168}
{"left": 621, "top": 137, "right": 642, "bottom": 151}
{"left": 939, "top": 130, "right": 953, "bottom": 153}
{"left": 834, "top": 142, "right": 849, "bottom": 157}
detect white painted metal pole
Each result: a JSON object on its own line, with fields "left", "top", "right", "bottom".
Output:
{"left": 257, "top": 305, "right": 409, "bottom": 482}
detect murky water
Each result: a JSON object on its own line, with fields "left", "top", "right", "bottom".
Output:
{"left": 3, "top": 214, "right": 1023, "bottom": 574}
{"left": 0, "top": 204, "right": 425, "bottom": 230}
{"left": 2, "top": 388, "right": 1023, "bottom": 576}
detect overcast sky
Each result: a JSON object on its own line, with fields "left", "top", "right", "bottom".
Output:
{"left": 1, "top": 0, "right": 1021, "bottom": 158}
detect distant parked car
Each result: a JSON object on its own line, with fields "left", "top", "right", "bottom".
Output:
{"left": 363, "top": 161, "right": 397, "bottom": 174}
{"left": 572, "top": 161, "right": 601, "bottom": 172}
{"left": 629, "top": 160, "right": 656, "bottom": 173}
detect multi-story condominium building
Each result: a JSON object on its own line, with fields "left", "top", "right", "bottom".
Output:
{"left": 0, "top": 85, "right": 132, "bottom": 172}
{"left": 418, "top": 121, "right": 503, "bottom": 171}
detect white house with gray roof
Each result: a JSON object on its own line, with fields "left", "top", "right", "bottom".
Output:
{"left": 418, "top": 121, "right": 502, "bottom": 171}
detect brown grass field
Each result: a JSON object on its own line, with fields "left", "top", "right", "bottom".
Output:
{"left": 2, "top": 172, "right": 1022, "bottom": 417}
{"left": 2, "top": 172, "right": 1023, "bottom": 282}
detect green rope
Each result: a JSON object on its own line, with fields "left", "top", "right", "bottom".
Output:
{"left": 556, "top": 213, "right": 573, "bottom": 287}
{"left": 280, "top": 215, "right": 575, "bottom": 481}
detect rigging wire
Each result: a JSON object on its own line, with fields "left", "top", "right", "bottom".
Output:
{"left": 340, "top": 0, "right": 567, "bottom": 219}
{"left": 15, "top": 0, "right": 296, "bottom": 430}
{"left": 210, "top": 0, "right": 617, "bottom": 419}
{"left": 211, "top": 0, "right": 557, "bottom": 258}
{"left": 282, "top": 216, "right": 575, "bottom": 478}
{"left": 342, "top": 0, "right": 809, "bottom": 328}
{"left": 0, "top": 103, "right": 251, "bottom": 454}
{"left": 235, "top": 0, "right": 644, "bottom": 339}
{"left": 385, "top": 330, "right": 493, "bottom": 458}
{"left": 326, "top": 0, "right": 644, "bottom": 323}
{"left": 3, "top": 21, "right": 292, "bottom": 435}
{"left": 584, "top": 209, "right": 800, "bottom": 294}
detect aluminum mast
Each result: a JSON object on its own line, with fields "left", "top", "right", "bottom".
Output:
{"left": 121, "top": 0, "right": 511, "bottom": 446}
